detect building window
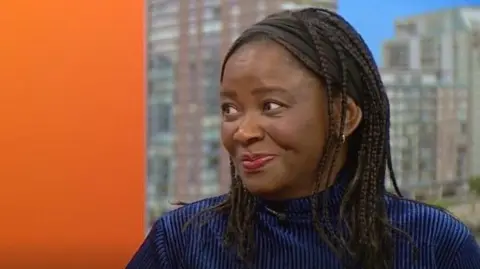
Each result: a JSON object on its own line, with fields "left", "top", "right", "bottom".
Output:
{"left": 148, "top": 102, "right": 172, "bottom": 137}
{"left": 149, "top": 54, "right": 172, "bottom": 70}
{"left": 205, "top": 141, "right": 220, "bottom": 169}
{"left": 420, "top": 37, "right": 437, "bottom": 68}
{"left": 204, "top": 53, "right": 221, "bottom": 115}
{"left": 212, "top": 6, "right": 221, "bottom": 20}
{"left": 396, "top": 22, "right": 417, "bottom": 36}
{"left": 456, "top": 148, "right": 466, "bottom": 180}
{"left": 149, "top": 155, "right": 170, "bottom": 180}
{"left": 386, "top": 42, "right": 409, "bottom": 69}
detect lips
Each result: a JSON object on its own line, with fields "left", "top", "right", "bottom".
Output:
{"left": 241, "top": 155, "right": 275, "bottom": 172}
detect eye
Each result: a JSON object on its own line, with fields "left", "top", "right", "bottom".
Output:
{"left": 221, "top": 104, "right": 239, "bottom": 115}
{"left": 263, "top": 101, "right": 282, "bottom": 111}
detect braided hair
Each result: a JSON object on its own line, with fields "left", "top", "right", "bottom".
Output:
{"left": 186, "top": 8, "right": 416, "bottom": 269}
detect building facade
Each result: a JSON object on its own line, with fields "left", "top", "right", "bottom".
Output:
{"left": 381, "top": 69, "right": 469, "bottom": 199}
{"left": 381, "top": 7, "right": 480, "bottom": 190}
{"left": 146, "top": 0, "right": 337, "bottom": 223}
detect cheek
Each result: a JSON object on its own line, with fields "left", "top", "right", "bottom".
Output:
{"left": 265, "top": 117, "right": 326, "bottom": 154}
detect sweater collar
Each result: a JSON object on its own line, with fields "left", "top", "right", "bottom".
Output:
{"left": 256, "top": 170, "right": 349, "bottom": 218}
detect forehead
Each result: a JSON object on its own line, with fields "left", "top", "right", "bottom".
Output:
{"left": 226, "top": 41, "right": 298, "bottom": 70}
{"left": 221, "top": 41, "right": 314, "bottom": 88}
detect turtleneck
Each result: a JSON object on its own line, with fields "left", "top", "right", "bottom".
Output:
{"left": 256, "top": 175, "right": 347, "bottom": 221}
{"left": 127, "top": 173, "right": 480, "bottom": 269}
{"left": 255, "top": 169, "right": 349, "bottom": 222}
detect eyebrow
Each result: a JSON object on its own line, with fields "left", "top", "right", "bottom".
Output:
{"left": 220, "top": 86, "right": 294, "bottom": 99}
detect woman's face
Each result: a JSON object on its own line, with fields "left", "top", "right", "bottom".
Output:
{"left": 220, "top": 41, "right": 361, "bottom": 200}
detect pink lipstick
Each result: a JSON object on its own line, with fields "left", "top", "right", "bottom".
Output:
{"left": 240, "top": 154, "right": 275, "bottom": 173}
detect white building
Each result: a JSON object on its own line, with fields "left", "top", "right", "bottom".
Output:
{"left": 382, "top": 69, "right": 469, "bottom": 199}
{"left": 382, "top": 7, "right": 480, "bottom": 181}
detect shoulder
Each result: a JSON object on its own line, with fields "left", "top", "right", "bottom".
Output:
{"left": 385, "top": 194, "right": 470, "bottom": 244}
{"left": 159, "top": 194, "right": 227, "bottom": 230}
{"left": 385, "top": 194, "right": 480, "bottom": 268}
{"left": 153, "top": 195, "right": 227, "bottom": 247}
{"left": 127, "top": 195, "right": 227, "bottom": 268}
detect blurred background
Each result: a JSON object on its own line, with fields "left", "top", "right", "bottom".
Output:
{"left": 145, "top": 0, "right": 480, "bottom": 242}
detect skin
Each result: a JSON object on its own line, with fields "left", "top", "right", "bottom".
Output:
{"left": 220, "top": 41, "right": 362, "bottom": 200}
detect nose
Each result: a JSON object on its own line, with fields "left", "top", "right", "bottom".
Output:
{"left": 232, "top": 114, "right": 264, "bottom": 145}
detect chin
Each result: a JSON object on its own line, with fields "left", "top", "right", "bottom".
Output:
{"left": 241, "top": 178, "right": 279, "bottom": 198}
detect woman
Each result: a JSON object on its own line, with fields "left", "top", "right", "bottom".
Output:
{"left": 128, "top": 8, "right": 480, "bottom": 269}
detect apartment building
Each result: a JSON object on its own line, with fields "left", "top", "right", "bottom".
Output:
{"left": 382, "top": 6, "right": 480, "bottom": 177}
{"left": 382, "top": 69, "right": 469, "bottom": 199}
{"left": 381, "top": 7, "right": 480, "bottom": 199}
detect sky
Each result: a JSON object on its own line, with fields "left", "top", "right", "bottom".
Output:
{"left": 337, "top": 0, "right": 480, "bottom": 65}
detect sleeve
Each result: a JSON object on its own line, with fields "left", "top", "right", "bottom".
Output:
{"left": 447, "top": 233, "right": 480, "bottom": 269}
{"left": 126, "top": 219, "right": 172, "bottom": 269}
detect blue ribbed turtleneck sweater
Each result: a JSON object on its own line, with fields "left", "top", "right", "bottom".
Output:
{"left": 127, "top": 178, "right": 480, "bottom": 269}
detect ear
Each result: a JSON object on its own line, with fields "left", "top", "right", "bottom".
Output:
{"left": 332, "top": 96, "right": 362, "bottom": 137}
{"left": 344, "top": 97, "right": 362, "bottom": 137}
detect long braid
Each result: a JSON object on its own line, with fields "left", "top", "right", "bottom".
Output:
{"left": 220, "top": 159, "right": 257, "bottom": 262}
{"left": 299, "top": 20, "right": 349, "bottom": 261}
{"left": 302, "top": 9, "right": 419, "bottom": 268}
{"left": 184, "top": 8, "right": 418, "bottom": 269}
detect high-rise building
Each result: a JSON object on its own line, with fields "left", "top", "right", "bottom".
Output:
{"left": 146, "top": 0, "right": 338, "bottom": 223}
{"left": 381, "top": 7, "right": 480, "bottom": 193}
{"left": 381, "top": 69, "right": 469, "bottom": 199}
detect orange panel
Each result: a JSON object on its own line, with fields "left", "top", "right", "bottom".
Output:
{"left": 0, "top": 0, "right": 145, "bottom": 268}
